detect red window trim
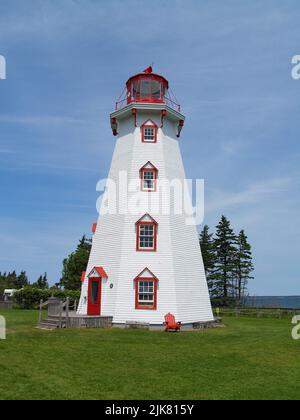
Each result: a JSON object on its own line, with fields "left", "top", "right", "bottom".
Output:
{"left": 136, "top": 220, "right": 157, "bottom": 252}
{"left": 141, "top": 121, "right": 158, "bottom": 143}
{"left": 135, "top": 276, "right": 158, "bottom": 310}
{"left": 140, "top": 166, "right": 158, "bottom": 192}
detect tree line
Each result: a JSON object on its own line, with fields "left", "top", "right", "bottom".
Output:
{"left": 0, "top": 236, "right": 92, "bottom": 300}
{"left": 0, "top": 271, "right": 49, "bottom": 297}
{"left": 200, "top": 215, "right": 254, "bottom": 305}
{"left": 1, "top": 217, "right": 254, "bottom": 308}
{"left": 0, "top": 236, "right": 91, "bottom": 306}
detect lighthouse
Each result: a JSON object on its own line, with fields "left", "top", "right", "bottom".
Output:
{"left": 77, "top": 67, "right": 214, "bottom": 328}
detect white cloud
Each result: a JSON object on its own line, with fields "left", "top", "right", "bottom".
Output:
{"left": 0, "top": 115, "right": 91, "bottom": 126}
{"left": 206, "top": 177, "right": 292, "bottom": 213}
{"left": 220, "top": 140, "right": 241, "bottom": 155}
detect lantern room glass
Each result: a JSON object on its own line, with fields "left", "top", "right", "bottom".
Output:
{"left": 132, "top": 79, "right": 162, "bottom": 100}
{"left": 128, "top": 76, "right": 168, "bottom": 104}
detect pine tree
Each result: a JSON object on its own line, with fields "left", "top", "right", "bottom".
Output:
{"left": 1, "top": 271, "right": 28, "bottom": 297}
{"left": 42, "top": 273, "right": 49, "bottom": 289}
{"left": 199, "top": 225, "right": 215, "bottom": 294}
{"left": 0, "top": 272, "right": 7, "bottom": 297}
{"left": 211, "top": 216, "right": 238, "bottom": 302}
{"left": 235, "top": 230, "right": 254, "bottom": 301}
{"left": 59, "top": 236, "right": 92, "bottom": 290}
{"left": 16, "top": 271, "right": 29, "bottom": 289}
{"left": 6, "top": 271, "right": 18, "bottom": 288}
{"left": 33, "top": 273, "right": 49, "bottom": 289}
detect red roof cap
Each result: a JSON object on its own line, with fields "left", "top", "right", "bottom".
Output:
{"left": 126, "top": 73, "right": 169, "bottom": 88}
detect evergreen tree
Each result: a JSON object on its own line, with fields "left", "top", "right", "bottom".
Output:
{"left": 16, "top": 271, "right": 29, "bottom": 289}
{"left": 211, "top": 216, "right": 238, "bottom": 301}
{"left": 0, "top": 272, "right": 7, "bottom": 297}
{"left": 6, "top": 271, "right": 18, "bottom": 288}
{"left": 32, "top": 273, "right": 49, "bottom": 289}
{"left": 42, "top": 273, "right": 49, "bottom": 289}
{"left": 0, "top": 270, "right": 27, "bottom": 297}
{"left": 234, "top": 230, "right": 254, "bottom": 301}
{"left": 8, "top": 271, "right": 15, "bottom": 287}
{"left": 199, "top": 225, "right": 215, "bottom": 293}
{"left": 59, "top": 236, "right": 92, "bottom": 290}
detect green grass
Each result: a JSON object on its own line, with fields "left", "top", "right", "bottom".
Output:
{"left": 0, "top": 309, "right": 300, "bottom": 400}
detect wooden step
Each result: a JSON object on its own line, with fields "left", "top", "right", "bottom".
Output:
{"left": 37, "top": 318, "right": 66, "bottom": 330}
{"left": 42, "top": 318, "right": 61, "bottom": 324}
{"left": 37, "top": 315, "right": 113, "bottom": 329}
{"left": 47, "top": 316, "right": 66, "bottom": 321}
{"left": 37, "top": 323, "right": 58, "bottom": 330}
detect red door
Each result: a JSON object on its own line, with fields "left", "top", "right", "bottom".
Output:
{"left": 87, "top": 277, "right": 101, "bottom": 316}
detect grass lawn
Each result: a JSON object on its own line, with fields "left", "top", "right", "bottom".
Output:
{"left": 0, "top": 309, "right": 299, "bottom": 400}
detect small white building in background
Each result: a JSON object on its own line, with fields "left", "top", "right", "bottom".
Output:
{"left": 3, "top": 289, "right": 16, "bottom": 301}
{"left": 77, "top": 67, "right": 214, "bottom": 328}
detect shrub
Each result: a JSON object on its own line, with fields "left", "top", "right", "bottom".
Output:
{"left": 211, "top": 297, "right": 237, "bottom": 308}
{"left": 14, "top": 287, "right": 81, "bottom": 309}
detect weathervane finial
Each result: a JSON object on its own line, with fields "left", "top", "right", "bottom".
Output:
{"left": 143, "top": 66, "right": 153, "bottom": 74}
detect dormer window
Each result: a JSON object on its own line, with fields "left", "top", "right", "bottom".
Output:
{"left": 141, "top": 120, "right": 157, "bottom": 143}
{"left": 144, "top": 126, "right": 155, "bottom": 142}
{"left": 134, "top": 268, "right": 158, "bottom": 310}
{"left": 136, "top": 214, "right": 158, "bottom": 252}
{"left": 140, "top": 162, "right": 158, "bottom": 192}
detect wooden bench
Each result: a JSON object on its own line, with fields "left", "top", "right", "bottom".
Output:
{"left": 125, "top": 321, "right": 150, "bottom": 330}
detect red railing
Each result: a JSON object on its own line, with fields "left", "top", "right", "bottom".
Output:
{"left": 115, "top": 96, "right": 181, "bottom": 113}
{"left": 115, "top": 97, "right": 128, "bottom": 111}
{"left": 164, "top": 97, "right": 181, "bottom": 113}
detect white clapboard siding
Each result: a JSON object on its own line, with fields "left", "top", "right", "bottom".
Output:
{"left": 78, "top": 105, "right": 214, "bottom": 325}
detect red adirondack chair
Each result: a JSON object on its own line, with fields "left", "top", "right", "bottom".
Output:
{"left": 164, "top": 313, "right": 181, "bottom": 332}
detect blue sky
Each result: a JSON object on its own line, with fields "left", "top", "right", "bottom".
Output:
{"left": 0, "top": 0, "right": 299, "bottom": 295}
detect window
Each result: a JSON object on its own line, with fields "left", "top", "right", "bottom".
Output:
{"left": 144, "top": 127, "right": 155, "bottom": 142}
{"left": 142, "top": 170, "right": 155, "bottom": 190}
{"left": 90, "top": 280, "right": 99, "bottom": 305}
{"left": 137, "top": 280, "right": 155, "bottom": 309}
{"left": 140, "top": 162, "right": 158, "bottom": 192}
{"left": 135, "top": 269, "right": 158, "bottom": 310}
{"left": 131, "top": 78, "right": 163, "bottom": 102}
{"left": 136, "top": 215, "right": 158, "bottom": 252}
{"left": 141, "top": 121, "right": 157, "bottom": 143}
{"left": 139, "top": 224, "right": 154, "bottom": 249}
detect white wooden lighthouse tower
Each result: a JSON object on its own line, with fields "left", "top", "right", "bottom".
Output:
{"left": 78, "top": 67, "right": 214, "bottom": 328}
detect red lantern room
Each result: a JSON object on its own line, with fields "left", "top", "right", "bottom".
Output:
{"left": 126, "top": 66, "right": 169, "bottom": 105}
{"left": 115, "top": 66, "right": 181, "bottom": 113}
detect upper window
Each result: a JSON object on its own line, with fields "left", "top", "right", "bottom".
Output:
{"left": 135, "top": 268, "right": 158, "bottom": 310}
{"left": 144, "top": 127, "right": 155, "bottom": 142}
{"left": 136, "top": 214, "right": 158, "bottom": 252}
{"left": 140, "top": 162, "right": 158, "bottom": 192}
{"left": 141, "top": 120, "right": 158, "bottom": 143}
{"left": 137, "top": 280, "right": 155, "bottom": 309}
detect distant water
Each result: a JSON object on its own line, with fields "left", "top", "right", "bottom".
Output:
{"left": 244, "top": 296, "right": 300, "bottom": 309}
